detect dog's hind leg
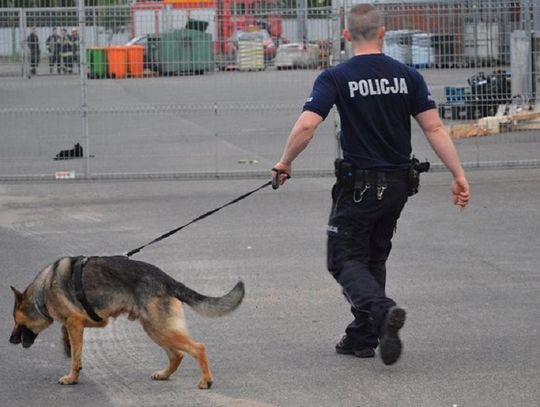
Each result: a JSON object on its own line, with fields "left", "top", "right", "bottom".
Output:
{"left": 141, "top": 299, "right": 186, "bottom": 381}
{"left": 58, "top": 320, "right": 84, "bottom": 385}
{"left": 150, "top": 348, "right": 185, "bottom": 380}
{"left": 142, "top": 297, "right": 213, "bottom": 389}
{"left": 168, "top": 331, "right": 213, "bottom": 389}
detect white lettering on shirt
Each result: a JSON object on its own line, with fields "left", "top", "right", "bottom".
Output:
{"left": 359, "top": 80, "right": 369, "bottom": 96}
{"left": 348, "top": 78, "right": 408, "bottom": 98}
{"left": 380, "top": 78, "right": 390, "bottom": 94}
{"left": 399, "top": 78, "right": 408, "bottom": 94}
{"left": 348, "top": 81, "right": 359, "bottom": 98}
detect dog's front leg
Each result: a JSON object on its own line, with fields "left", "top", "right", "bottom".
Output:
{"left": 58, "top": 320, "right": 84, "bottom": 385}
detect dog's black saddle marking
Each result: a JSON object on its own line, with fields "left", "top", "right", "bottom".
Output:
{"left": 72, "top": 257, "right": 103, "bottom": 322}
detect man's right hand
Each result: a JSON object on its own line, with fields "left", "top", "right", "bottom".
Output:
{"left": 271, "top": 162, "right": 291, "bottom": 188}
{"left": 452, "top": 175, "right": 470, "bottom": 210}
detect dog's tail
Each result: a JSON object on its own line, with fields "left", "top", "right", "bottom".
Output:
{"left": 173, "top": 281, "right": 245, "bottom": 318}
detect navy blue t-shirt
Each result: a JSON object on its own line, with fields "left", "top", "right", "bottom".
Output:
{"left": 303, "top": 54, "right": 436, "bottom": 170}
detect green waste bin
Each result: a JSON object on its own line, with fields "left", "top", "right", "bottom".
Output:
{"left": 86, "top": 48, "right": 106, "bottom": 79}
{"left": 159, "top": 28, "right": 213, "bottom": 75}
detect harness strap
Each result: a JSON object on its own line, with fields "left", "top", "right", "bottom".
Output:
{"left": 32, "top": 296, "right": 53, "bottom": 322}
{"left": 72, "top": 257, "right": 103, "bottom": 322}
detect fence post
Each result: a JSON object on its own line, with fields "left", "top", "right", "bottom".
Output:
{"left": 78, "top": 0, "right": 90, "bottom": 178}
{"left": 18, "top": 8, "right": 29, "bottom": 79}
{"left": 535, "top": 1, "right": 540, "bottom": 32}
{"left": 297, "top": 0, "right": 308, "bottom": 44}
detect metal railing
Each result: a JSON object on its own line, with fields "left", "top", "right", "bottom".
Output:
{"left": 0, "top": 0, "right": 539, "bottom": 181}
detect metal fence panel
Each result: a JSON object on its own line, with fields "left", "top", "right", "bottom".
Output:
{"left": 0, "top": 1, "right": 539, "bottom": 181}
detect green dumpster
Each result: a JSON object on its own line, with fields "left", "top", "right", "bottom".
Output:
{"left": 159, "top": 26, "right": 213, "bottom": 75}
{"left": 86, "top": 48, "right": 106, "bottom": 79}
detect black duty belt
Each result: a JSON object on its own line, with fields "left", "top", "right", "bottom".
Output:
{"left": 335, "top": 159, "right": 411, "bottom": 203}
{"left": 353, "top": 169, "right": 409, "bottom": 183}
{"left": 72, "top": 257, "right": 103, "bottom": 322}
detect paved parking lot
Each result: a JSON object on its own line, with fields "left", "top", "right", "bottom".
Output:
{"left": 1, "top": 167, "right": 539, "bottom": 407}
{"left": 1, "top": 68, "right": 538, "bottom": 179}
{"left": 1, "top": 64, "right": 539, "bottom": 406}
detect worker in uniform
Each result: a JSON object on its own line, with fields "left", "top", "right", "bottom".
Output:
{"left": 71, "top": 29, "right": 80, "bottom": 73}
{"left": 272, "top": 3, "right": 470, "bottom": 365}
{"left": 46, "top": 27, "right": 61, "bottom": 74}
{"left": 27, "top": 28, "right": 40, "bottom": 76}
{"left": 60, "top": 28, "right": 73, "bottom": 74}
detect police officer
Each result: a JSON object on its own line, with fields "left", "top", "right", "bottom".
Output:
{"left": 272, "top": 4, "right": 470, "bottom": 365}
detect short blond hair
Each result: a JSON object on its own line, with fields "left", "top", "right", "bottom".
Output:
{"left": 347, "top": 4, "right": 383, "bottom": 42}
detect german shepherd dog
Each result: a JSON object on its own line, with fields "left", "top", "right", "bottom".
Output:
{"left": 9, "top": 256, "right": 244, "bottom": 389}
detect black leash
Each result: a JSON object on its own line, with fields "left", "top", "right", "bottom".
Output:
{"left": 125, "top": 179, "right": 277, "bottom": 258}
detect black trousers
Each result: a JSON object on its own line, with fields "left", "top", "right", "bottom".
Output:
{"left": 49, "top": 52, "right": 60, "bottom": 68}
{"left": 327, "top": 178, "right": 408, "bottom": 348}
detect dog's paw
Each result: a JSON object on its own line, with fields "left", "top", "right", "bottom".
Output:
{"left": 58, "top": 375, "right": 78, "bottom": 385}
{"left": 151, "top": 370, "right": 170, "bottom": 381}
{"left": 197, "top": 378, "right": 213, "bottom": 390}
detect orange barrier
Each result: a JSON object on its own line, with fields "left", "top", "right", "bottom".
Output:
{"left": 105, "top": 46, "right": 128, "bottom": 79}
{"left": 127, "top": 45, "right": 145, "bottom": 78}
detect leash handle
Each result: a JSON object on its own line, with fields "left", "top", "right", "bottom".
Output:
{"left": 271, "top": 168, "right": 291, "bottom": 190}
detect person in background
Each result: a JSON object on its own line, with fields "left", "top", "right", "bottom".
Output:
{"left": 71, "top": 29, "right": 80, "bottom": 73}
{"left": 60, "top": 28, "right": 73, "bottom": 74}
{"left": 27, "top": 28, "right": 40, "bottom": 76}
{"left": 46, "top": 27, "right": 61, "bottom": 74}
{"left": 272, "top": 3, "right": 470, "bottom": 366}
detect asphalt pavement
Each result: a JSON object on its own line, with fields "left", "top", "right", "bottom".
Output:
{"left": 1, "top": 168, "right": 539, "bottom": 407}
{"left": 2, "top": 68, "right": 539, "bottom": 179}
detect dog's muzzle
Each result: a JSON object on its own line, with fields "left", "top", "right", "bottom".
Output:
{"left": 10, "top": 325, "right": 38, "bottom": 348}
{"left": 9, "top": 325, "right": 22, "bottom": 345}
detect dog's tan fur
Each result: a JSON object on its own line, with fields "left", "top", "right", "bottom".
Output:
{"left": 10, "top": 256, "right": 244, "bottom": 389}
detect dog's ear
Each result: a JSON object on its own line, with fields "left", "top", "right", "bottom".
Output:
{"left": 10, "top": 286, "right": 23, "bottom": 304}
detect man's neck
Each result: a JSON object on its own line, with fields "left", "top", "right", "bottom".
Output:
{"left": 352, "top": 42, "right": 383, "bottom": 56}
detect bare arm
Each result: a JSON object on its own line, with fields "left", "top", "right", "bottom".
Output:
{"left": 415, "top": 108, "right": 470, "bottom": 209}
{"left": 272, "top": 111, "right": 323, "bottom": 186}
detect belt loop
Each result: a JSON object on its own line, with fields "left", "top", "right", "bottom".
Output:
{"left": 376, "top": 172, "right": 387, "bottom": 200}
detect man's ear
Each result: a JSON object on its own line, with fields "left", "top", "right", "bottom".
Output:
{"left": 10, "top": 286, "right": 23, "bottom": 303}
{"left": 342, "top": 28, "right": 352, "bottom": 42}
{"left": 378, "top": 26, "right": 386, "bottom": 41}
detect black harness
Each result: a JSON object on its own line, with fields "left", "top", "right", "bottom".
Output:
{"left": 72, "top": 257, "right": 103, "bottom": 322}
{"left": 33, "top": 295, "right": 53, "bottom": 322}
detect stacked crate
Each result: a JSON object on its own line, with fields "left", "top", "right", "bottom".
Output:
{"left": 438, "top": 86, "right": 472, "bottom": 120}
{"left": 237, "top": 41, "right": 264, "bottom": 71}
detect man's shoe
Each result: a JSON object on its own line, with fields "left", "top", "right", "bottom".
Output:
{"left": 354, "top": 347, "right": 375, "bottom": 358}
{"left": 335, "top": 335, "right": 355, "bottom": 355}
{"left": 335, "top": 335, "right": 375, "bottom": 358}
{"left": 379, "top": 306, "right": 406, "bottom": 365}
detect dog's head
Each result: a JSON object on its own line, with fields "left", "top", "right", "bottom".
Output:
{"left": 9, "top": 286, "right": 52, "bottom": 348}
